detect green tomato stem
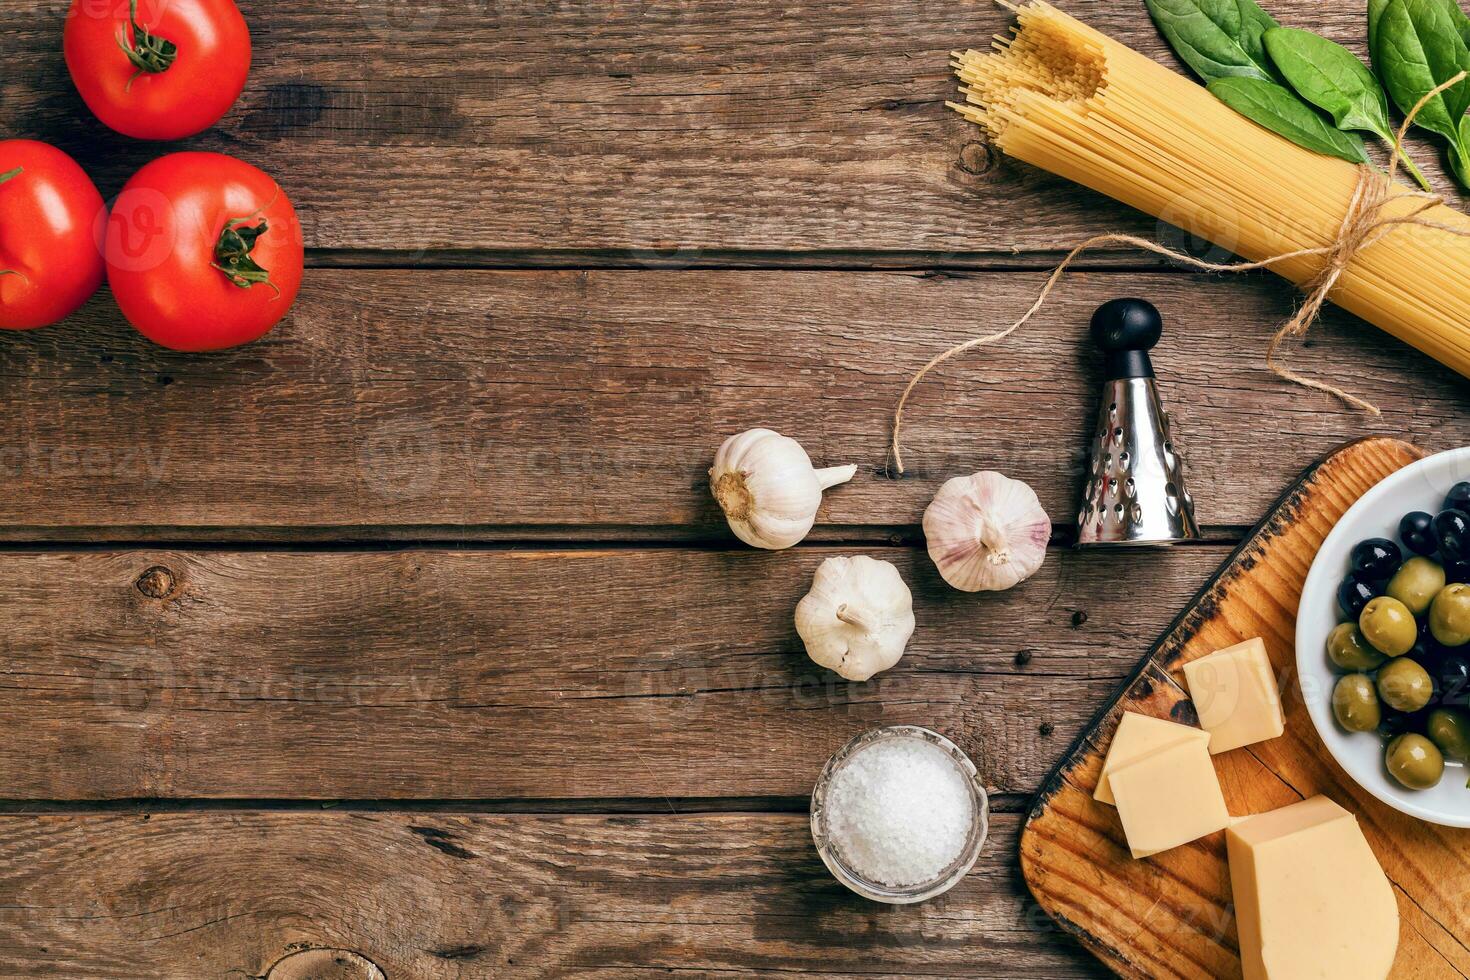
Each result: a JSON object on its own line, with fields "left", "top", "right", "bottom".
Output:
{"left": 116, "top": 0, "right": 177, "bottom": 90}
{"left": 0, "top": 167, "right": 20, "bottom": 186}
{"left": 211, "top": 193, "right": 282, "bottom": 298}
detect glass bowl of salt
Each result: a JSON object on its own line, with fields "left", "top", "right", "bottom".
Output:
{"left": 810, "top": 725, "right": 990, "bottom": 904}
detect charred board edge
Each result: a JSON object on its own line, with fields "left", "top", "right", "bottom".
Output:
{"left": 1016, "top": 435, "right": 1425, "bottom": 975}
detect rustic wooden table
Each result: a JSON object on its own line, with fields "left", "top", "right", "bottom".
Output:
{"left": 3, "top": 0, "right": 1469, "bottom": 976}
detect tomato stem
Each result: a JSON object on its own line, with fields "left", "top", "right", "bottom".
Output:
{"left": 0, "top": 167, "right": 20, "bottom": 186}
{"left": 212, "top": 191, "right": 282, "bottom": 298}
{"left": 116, "top": 0, "right": 177, "bottom": 90}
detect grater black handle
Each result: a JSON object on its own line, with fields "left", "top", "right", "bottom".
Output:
{"left": 1090, "top": 298, "right": 1161, "bottom": 380}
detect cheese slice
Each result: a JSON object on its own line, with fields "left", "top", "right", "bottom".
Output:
{"left": 1227, "top": 796, "right": 1398, "bottom": 980}
{"left": 1094, "top": 711, "right": 1210, "bottom": 806}
{"left": 1108, "top": 737, "right": 1229, "bottom": 859}
{"left": 1182, "top": 637, "right": 1285, "bottom": 754}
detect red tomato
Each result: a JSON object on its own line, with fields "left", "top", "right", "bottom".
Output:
{"left": 0, "top": 140, "right": 106, "bottom": 331}
{"left": 106, "top": 152, "right": 303, "bottom": 351}
{"left": 64, "top": 0, "right": 250, "bottom": 141}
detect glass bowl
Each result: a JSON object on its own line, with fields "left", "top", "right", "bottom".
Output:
{"left": 809, "top": 725, "right": 990, "bottom": 904}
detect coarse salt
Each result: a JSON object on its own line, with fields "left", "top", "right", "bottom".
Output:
{"left": 825, "top": 736, "right": 974, "bottom": 887}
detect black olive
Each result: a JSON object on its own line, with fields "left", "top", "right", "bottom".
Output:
{"left": 1415, "top": 620, "right": 1451, "bottom": 663}
{"left": 1447, "top": 482, "right": 1470, "bottom": 513}
{"left": 1351, "top": 538, "right": 1402, "bottom": 580}
{"left": 1338, "top": 574, "right": 1381, "bottom": 619}
{"left": 1400, "top": 511, "right": 1438, "bottom": 556}
{"left": 1436, "top": 655, "right": 1470, "bottom": 710}
{"left": 1447, "top": 561, "right": 1470, "bottom": 586}
{"left": 1378, "top": 707, "right": 1430, "bottom": 738}
{"left": 1436, "top": 509, "right": 1470, "bottom": 563}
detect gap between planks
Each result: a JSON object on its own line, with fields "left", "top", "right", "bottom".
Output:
{"left": 302, "top": 248, "right": 1217, "bottom": 272}
{"left": 0, "top": 794, "right": 1035, "bottom": 816}
{"left": 0, "top": 525, "right": 1255, "bottom": 549}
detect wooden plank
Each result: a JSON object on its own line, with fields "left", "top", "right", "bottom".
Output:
{"left": 1020, "top": 439, "right": 1470, "bottom": 979}
{"left": 1, "top": 270, "right": 1466, "bottom": 536}
{"left": 1, "top": 1, "right": 1461, "bottom": 254}
{"left": 0, "top": 544, "right": 1218, "bottom": 800}
{"left": 0, "top": 809, "right": 1107, "bottom": 979}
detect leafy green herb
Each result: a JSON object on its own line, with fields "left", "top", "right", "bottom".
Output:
{"left": 1372, "top": 0, "right": 1470, "bottom": 187}
{"left": 1369, "top": 0, "right": 1469, "bottom": 53}
{"left": 1147, "top": 0, "right": 1470, "bottom": 186}
{"left": 1208, "top": 76, "right": 1371, "bottom": 162}
{"left": 1265, "top": 27, "right": 1430, "bottom": 188}
{"left": 1369, "top": 0, "right": 1390, "bottom": 59}
{"left": 1266, "top": 29, "right": 1388, "bottom": 134}
{"left": 1144, "top": 0, "right": 1281, "bottom": 83}
{"left": 1373, "top": 0, "right": 1470, "bottom": 143}
{"left": 1447, "top": 0, "right": 1470, "bottom": 50}
{"left": 1367, "top": 0, "right": 1469, "bottom": 85}
{"left": 1147, "top": 1, "right": 1393, "bottom": 167}
{"left": 1449, "top": 116, "right": 1470, "bottom": 185}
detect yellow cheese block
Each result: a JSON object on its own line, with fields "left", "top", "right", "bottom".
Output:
{"left": 1093, "top": 711, "right": 1210, "bottom": 806}
{"left": 1108, "top": 737, "right": 1229, "bottom": 859}
{"left": 1182, "top": 637, "right": 1285, "bottom": 754}
{"left": 1227, "top": 796, "right": 1398, "bottom": 980}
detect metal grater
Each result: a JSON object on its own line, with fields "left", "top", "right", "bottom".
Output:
{"left": 1076, "top": 299, "right": 1201, "bottom": 546}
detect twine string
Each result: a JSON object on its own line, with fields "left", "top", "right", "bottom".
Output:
{"left": 891, "top": 71, "right": 1470, "bottom": 476}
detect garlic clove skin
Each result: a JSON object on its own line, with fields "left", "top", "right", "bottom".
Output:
{"left": 923, "top": 471, "right": 1050, "bottom": 592}
{"left": 710, "top": 428, "right": 857, "bottom": 550}
{"left": 795, "top": 555, "right": 916, "bottom": 682}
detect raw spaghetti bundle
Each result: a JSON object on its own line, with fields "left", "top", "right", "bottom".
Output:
{"left": 891, "top": 1, "right": 1470, "bottom": 472}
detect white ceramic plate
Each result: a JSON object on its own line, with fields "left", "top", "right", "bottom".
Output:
{"left": 1297, "top": 446, "right": 1470, "bottom": 827}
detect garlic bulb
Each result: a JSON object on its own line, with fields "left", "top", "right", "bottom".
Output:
{"left": 923, "top": 471, "right": 1050, "bottom": 592}
{"left": 710, "top": 428, "right": 857, "bottom": 550}
{"left": 795, "top": 555, "right": 916, "bottom": 681}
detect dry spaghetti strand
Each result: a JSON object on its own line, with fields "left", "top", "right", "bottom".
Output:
{"left": 891, "top": 1, "right": 1470, "bottom": 475}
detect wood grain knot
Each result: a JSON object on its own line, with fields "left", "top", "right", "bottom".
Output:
{"left": 264, "top": 948, "right": 385, "bottom": 980}
{"left": 954, "top": 141, "right": 994, "bottom": 177}
{"left": 134, "top": 565, "right": 176, "bottom": 599}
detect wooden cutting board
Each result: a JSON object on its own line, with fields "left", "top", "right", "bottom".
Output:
{"left": 1019, "top": 437, "right": 1470, "bottom": 980}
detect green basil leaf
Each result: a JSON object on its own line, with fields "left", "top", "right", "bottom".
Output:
{"left": 1369, "top": 0, "right": 1391, "bottom": 60}
{"left": 1448, "top": 115, "right": 1470, "bottom": 187}
{"left": 1370, "top": 0, "right": 1469, "bottom": 72}
{"left": 1443, "top": 0, "right": 1470, "bottom": 49}
{"left": 1428, "top": 0, "right": 1470, "bottom": 48}
{"left": 1375, "top": 0, "right": 1470, "bottom": 141}
{"left": 1145, "top": 0, "right": 1281, "bottom": 83}
{"left": 1265, "top": 27, "right": 1392, "bottom": 137}
{"left": 1208, "top": 76, "right": 1371, "bottom": 162}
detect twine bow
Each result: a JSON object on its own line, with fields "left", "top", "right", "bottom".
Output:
{"left": 890, "top": 71, "right": 1470, "bottom": 476}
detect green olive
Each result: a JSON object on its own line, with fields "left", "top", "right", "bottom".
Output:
{"left": 1429, "top": 583, "right": 1470, "bottom": 647}
{"left": 1325, "top": 622, "right": 1387, "bottom": 672}
{"left": 1386, "top": 556, "right": 1446, "bottom": 617}
{"left": 1359, "top": 596, "right": 1418, "bottom": 657}
{"left": 1331, "top": 674, "right": 1383, "bottom": 732}
{"left": 1385, "top": 733, "right": 1445, "bottom": 790}
{"left": 1427, "top": 708, "right": 1470, "bottom": 762}
{"left": 1376, "top": 657, "right": 1435, "bottom": 713}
